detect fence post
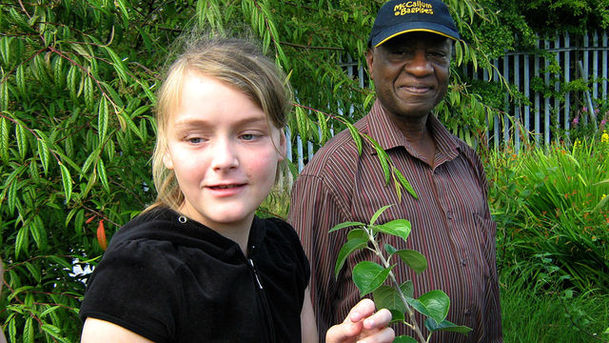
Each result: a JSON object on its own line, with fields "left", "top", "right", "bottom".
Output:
{"left": 544, "top": 38, "right": 551, "bottom": 148}
{"left": 564, "top": 32, "right": 571, "bottom": 138}
{"left": 534, "top": 38, "right": 541, "bottom": 147}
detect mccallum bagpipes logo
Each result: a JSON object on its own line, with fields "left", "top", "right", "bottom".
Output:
{"left": 394, "top": 1, "right": 434, "bottom": 15}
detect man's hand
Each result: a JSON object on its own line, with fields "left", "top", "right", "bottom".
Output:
{"left": 326, "top": 298, "right": 395, "bottom": 343}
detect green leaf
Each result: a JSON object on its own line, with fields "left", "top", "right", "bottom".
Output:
{"left": 114, "top": 0, "right": 130, "bottom": 20}
{"left": 15, "top": 122, "right": 28, "bottom": 160}
{"left": 0, "top": 78, "right": 7, "bottom": 111}
{"left": 335, "top": 238, "right": 368, "bottom": 278}
{"left": 395, "top": 249, "right": 428, "bottom": 274}
{"left": 84, "top": 75, "right": 94, "bottom": 109}
{"left": 425, "top": 318, "right": 472, "bottom": 334}
{"left": 24, "top": 262, "right": 41, "bottom": 284}
{"left": 23, "top": 317, "right": 34, "bottom": 343}
{"left": 0, "top": 116, "right": 9, "bottom": 161}
{"left": 98, "top": 97, "right": 109, "bottom": 143}
{"left": 393, "top": 336, "right": 418, "bottom": 343}
{"left": 369, "top": 204, "right": 392, "bottom": 226}
{"left": 16, "top": 64, "right": 26, "bottom": 97}
{"left": 59, "top": 163, "right": 73, "bottom": 203}
{"left": 352, "top": 261, "right": 393, "bottom": 296}
{"left": 375, "top": 148, "right": 391, "bottom": 184}
{"left": 373, "top": 281, "right": 414, "bottom": 313}
{"left": 104, "top": 46, "right": 129, "bottom": 82}
{"left": 388, "top": 309, "right": 405, "bottom": 324}
{"left": 393, "top": 167, "right": 418, "bottom": 199}
{"left": 345, "top": 121, "right": 362, "bottom": 155}
{"left": 298, "top": 106, "right": 311, "bottom": 142}
{"left": 15, "top": 227, "right": 29, "bottom": 259}
{"left": 81, "top": 149, "right": 100, "bottom": 176}
{"left": 329, "top": 221, "right": 364, "bottom": 233}
{"left": 375, "top": 219, "right": 411, "bottom": 241}
{"left": 414, "top": 290, "right": 450, "bottom": 323}
{"left": 120, "top": 110, "right": 144, "bottom": 140}
{"left": 316, "top": 110, "right": 328, "bottom": 144}
{"left": 35, "top": 130, "right": 50, "bottom": 175}
{"left": 97, "top": 158, "right": 110, "bottom": 192}
{"left": 30, "top": 215, "right": 47, "bottom": 250}
{"left": 384, "top": 243, "right": 397, "bottom": 256}
{"left": 347, "top": 229, "right": 367, "bottom": 241}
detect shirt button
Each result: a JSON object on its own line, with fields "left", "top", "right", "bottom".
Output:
{"left": 464, "top": 308, "right": 471, "bottom": 315}
{"left": 460, "top": 258, "right": 467, "bottom": 266}
{"left": 446, "top": 211, "right": 453, "bottom": 220}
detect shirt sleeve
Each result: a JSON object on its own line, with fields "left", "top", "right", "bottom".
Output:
{"left": 288, "top": 173, "right": 350, "bottom": 340}
{"left": 80, "top": 239, "right": 181, "bottom": 343}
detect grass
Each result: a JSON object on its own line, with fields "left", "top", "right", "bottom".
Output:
{"left": 500, "top": 272, "right": 609, "bottom": 343}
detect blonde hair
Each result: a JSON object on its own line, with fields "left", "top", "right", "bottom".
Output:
{"left": 147, "top": 38, "right": 292, "bottom": 212}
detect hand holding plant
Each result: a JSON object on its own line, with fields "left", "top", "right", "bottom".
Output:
{"left": 331, "top": 205, "right": 472, "bottom": 343}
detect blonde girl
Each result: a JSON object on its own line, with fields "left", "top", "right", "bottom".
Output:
{"left": 80, "top": 38, "right": 393, "bottom": 343}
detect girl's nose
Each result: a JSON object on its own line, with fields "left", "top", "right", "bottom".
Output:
{"left": 210, "top": 138, "right": 239, "bottom": 170}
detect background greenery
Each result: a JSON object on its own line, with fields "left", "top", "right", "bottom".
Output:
{"left": 1, "top": 0, "right": 608, "bottom": 342}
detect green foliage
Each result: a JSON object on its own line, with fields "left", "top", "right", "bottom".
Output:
{"left": 330, "top": 205, "right": 472, "bottom": 343}
{"left": 1, "top": 0, "right": 605, "bottom": 341}
{"left": 488, "top": 139, "right": 609, "bottom": 293}
{"left": 500, "top": 255, "right": 609, "bottom": 342}
{"left": 0, "top": 0, "right": 184, "bottom": 341}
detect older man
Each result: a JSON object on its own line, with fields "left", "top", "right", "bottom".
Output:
{"left": 289, "top": 0, "right": 503, "bottom": 342}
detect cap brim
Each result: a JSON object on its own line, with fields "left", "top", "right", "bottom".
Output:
{"left": 372, "top": 23, "right": 461, "bottom": 47}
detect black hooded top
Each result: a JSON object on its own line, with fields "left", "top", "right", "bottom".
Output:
{"left": 80, "top": 207, "right": 310, "bottom": 342}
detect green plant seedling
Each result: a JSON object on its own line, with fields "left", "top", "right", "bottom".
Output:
{"left": 331, "top": 205, "right": 472, "bottom": 343}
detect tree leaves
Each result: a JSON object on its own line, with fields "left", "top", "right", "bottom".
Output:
{"left": 335, "top": 237, "right": 368, "bottom": 278}
{"left": 407, "top": 290, "right": 450, "bottom": 324}
{"left": 352, "top": 261, "right": 394, "bottom": 297}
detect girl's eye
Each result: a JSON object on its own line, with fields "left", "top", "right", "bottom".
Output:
{"left": 187, "top": 137, "right": 203, "bottom": 144}
{"left": 240, "top": 133, "right": 259, "bottom": 141}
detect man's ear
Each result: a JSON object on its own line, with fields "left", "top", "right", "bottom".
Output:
{"left": 365, "top": 48, "right": 375, "bottom": 80}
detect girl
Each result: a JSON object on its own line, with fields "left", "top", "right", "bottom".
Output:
{"left": 79, "top": 38, "right": 394, "bottom": 343}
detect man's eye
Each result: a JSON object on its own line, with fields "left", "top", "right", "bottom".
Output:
{"left": 240, "top": 134, "right": 258, "bottom": 141}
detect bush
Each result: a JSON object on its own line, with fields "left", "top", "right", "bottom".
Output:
{"left": 488, "top": 139, "right": 609, "bottom": 293}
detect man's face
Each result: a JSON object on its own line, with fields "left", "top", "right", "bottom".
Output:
{"left": 366, "top": 32, "right": 452, "bottom": 120}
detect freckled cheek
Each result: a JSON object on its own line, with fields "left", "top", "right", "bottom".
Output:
{"left": 245, "top": 150, "right": 280, "bottom": 181}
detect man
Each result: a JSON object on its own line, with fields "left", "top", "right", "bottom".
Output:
{"left": 288, "top": 0, "right": 503, "bottom": 342}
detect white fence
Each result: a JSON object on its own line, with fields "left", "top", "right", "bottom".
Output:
{"left": 288, "top": 31, "right": 609, "bottom": 170}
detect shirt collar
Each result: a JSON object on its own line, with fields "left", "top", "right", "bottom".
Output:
{"left": 367, "top": 100, "right": 460, "bottom": 162}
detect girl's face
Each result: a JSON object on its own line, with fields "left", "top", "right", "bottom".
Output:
{"left": 163, "top": 72, "right": 285, "bottom": 232}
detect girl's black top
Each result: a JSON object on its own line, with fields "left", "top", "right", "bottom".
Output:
{"left": 80, "top": 207, "right": 310, "bottom": 342}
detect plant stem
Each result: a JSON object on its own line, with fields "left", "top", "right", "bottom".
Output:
{"left": 368, "top": 228, "right": 428, "bottom": 343}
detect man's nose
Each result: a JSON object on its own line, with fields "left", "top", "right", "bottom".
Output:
{"left": 404, "top": 50, "right": 433, "bottom": 76}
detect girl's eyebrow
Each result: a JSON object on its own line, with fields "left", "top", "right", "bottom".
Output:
{"left": 172, "top": 116, "right": 269, "bottom": 130}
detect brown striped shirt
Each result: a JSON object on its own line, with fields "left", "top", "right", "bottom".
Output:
{"left": 288, "top": 100, "right": 502, "bottom": 342}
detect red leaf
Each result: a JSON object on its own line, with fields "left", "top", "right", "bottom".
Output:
{"left": 85, "top": 215, "right": 96, "bottom": 224}
{"left": 97, "top": 220, "right": 107, "bottom": 251}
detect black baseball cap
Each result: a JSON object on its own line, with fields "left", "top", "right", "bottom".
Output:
{"left": 369, "top": 0, "right": 461, "bottom": 47}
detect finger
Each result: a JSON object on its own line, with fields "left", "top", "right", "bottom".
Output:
{"left": 347, "top": 298, "right": 376, "bottom": 323}
{"left": 362, "top": 308, "right": 392, "bottom": 330}
{"left": 326, "top": 320, "right": 363, "bottom": 343}
{"left": 357, "top": 327, "right": 395, "bottom": 343}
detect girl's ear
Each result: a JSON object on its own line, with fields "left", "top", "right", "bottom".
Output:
{"left": 278, "top": 130, "right": 287, "bottom": 161}
{"left": 163, "top": 151, "right": 174, "bottom": 170}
